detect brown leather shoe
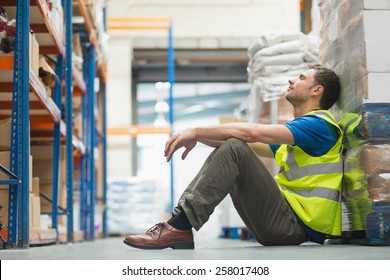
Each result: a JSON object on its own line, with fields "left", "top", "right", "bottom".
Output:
{"left": 123, "top": 222, "right": 194, "bottom": 249}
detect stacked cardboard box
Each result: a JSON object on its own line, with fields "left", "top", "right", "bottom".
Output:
{"left": 0, "top": 118, "right": 40, "bottom": 233}
{"left": 318, "top": 0, "right": 390, "bottom": 111}
{"left": 319, "top": 0, "right": 390, "bottom": 244}
{"left": 30, "top": 145, "right": 66, "bottom": 218}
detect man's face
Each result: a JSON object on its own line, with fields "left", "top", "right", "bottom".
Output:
{"left": 285, "top": 68, "right": 317, "bottom": 106}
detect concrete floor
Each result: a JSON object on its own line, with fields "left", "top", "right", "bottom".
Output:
{"left": 1, "top": 235, "right": 390, "bottom": 260}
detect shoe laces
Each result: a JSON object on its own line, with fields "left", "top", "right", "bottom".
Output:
{"left": 146, "top": 223, "right": 164, "bottom": 238}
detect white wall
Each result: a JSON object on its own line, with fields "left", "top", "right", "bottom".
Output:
{"left": 107, "top": 0, "right": 300, "bottom": 39}
{"left": 106, "top": 35, "right": 133, "bottom": 177}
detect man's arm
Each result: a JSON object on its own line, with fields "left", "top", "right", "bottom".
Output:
{"left": 200, "top": 139, "right": 275, "bottom": 158}
{"left": 164, "top": 123, "right": 293, "bottom": 161}
{"left": 248, "top": 142, "right": 275, "bottom": 158}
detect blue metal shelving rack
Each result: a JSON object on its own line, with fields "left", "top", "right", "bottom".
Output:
{"left": 101, "top": 3, "right": 108, "bottom": 239}
{"left": 2, "top": 0, "right": 30, "bottom": 249}
{"left": 64, "top": 0, "right": 75, "bottom": 243}
{"left": 51, "top": 55, "right": 64, "bottom": 237}
{"left": 0, "top": 0, "right": 108, "bottom": 248}
{"left": 76, "top": 1, "right": 108, "bottom": 241}
{"left": 80, "top": 42, "right": 96, "bottom": 240}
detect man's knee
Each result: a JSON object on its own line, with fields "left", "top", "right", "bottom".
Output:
{"left": 220, "top": 138, "right": 252, "bottom": 159}
{"left": 223, "top": 138, "right": 247, "bottom": 149}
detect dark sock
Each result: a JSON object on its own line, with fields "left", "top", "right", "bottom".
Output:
{"left": 168, "top": 210, "right": 192, "bottom": 230}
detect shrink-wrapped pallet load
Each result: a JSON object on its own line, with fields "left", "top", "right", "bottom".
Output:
{"left": 318, "top": 0, "right": 390, "bottom": 244}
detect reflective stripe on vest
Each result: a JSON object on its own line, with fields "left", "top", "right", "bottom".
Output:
{"left": 280, "top": 185, "right": 341, "bottom": 202}
{"left": 310, "top": 111, "right": 331, "bottom": 118}
{"left": 342, "top": 116, "right": 360, "bottom": 150}
{"left": 280, "top": 146, "right": 343, "bottom": 181}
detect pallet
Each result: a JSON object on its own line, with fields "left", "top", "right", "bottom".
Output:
{"left": 220, "top": 227, "right": 257, "bottom": 241}
{"left": 58, "top": 230, "right": 85, "bottom": 243}
{"left": 337, "top": 230, "right": 390, "bottom": 246}
{"left": 30, "top": 228, "right": 57, "bottom": 246}
{"left": 220, "top": 227, "right": 241, "bottom": 239}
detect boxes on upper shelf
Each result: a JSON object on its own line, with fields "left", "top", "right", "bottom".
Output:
{"left": 29, "top": 32, "right": 39, "bottom": 77}
{"left": 0, "top": 118, "right": 11, "bottom": 151}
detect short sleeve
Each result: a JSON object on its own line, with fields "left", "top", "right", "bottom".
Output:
{"left": 283, "top": 115, "right": 339, "bottom": 156}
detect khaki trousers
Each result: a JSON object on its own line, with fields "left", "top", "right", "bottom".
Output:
{"left": 173, "top": 138, "right": 309, "bottom": 246}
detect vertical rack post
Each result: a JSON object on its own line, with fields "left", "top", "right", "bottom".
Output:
{"left": 102, "top": 83, "right": 108, "bottom": 238}
{"left": 8, "top": 0, "right": 30, "bottom": 248}
{"left": 51, "top": 55, "right": 64, "bottom": 236}
{"left": 88, "top": 45, "right": 96, "bottom": 240}
{"left": 167, "top": 21, "right": 175, "bottom": 211}
{"left": 102, "top": 0, "right": 108, "bottom": 240}
{"left": 81, "top": 43, "right": 96, "bottom": 240}
{"left": 80, "top": 77, "right": 88, "bottom": 238}
{"left": 64, "top": 0, "right": 74, "bottom": 242}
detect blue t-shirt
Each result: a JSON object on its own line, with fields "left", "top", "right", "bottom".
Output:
{"left": 269, "top": 114, "right": 339, "bottom": 156}
{"left": 269, "top": 114, "right": 340, "bottom": 244}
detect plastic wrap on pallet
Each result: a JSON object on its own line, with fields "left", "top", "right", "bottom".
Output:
{"left": 371, "top": 202, "right": 390, "bottom": 213}
{"left": 339, "top": 112, "right": 371, "bottom": 231}
{"left": 361, "top": 144, "right": 390, "bottom": 175}
{"left": 366, "top": 211, "right": 390, "bottom": 240}
{"left": 106, "top": 177, "right": 166, "bottom": 235}
{"left": 358, "top": 103, "right": 390, "bottom": 143}
{"left": 318, "top": 0, "right": 390, "bottom": 112}
{"left": 368, "top": 174, "right": 390, "bottom": 202}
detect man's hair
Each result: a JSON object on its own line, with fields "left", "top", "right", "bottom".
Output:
{"left": 309, "top": 64, "right": 341, "bottom": 110}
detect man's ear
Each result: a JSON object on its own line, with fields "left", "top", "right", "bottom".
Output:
{"left": 312, "top": 85, "right": 324, "bottom": 96}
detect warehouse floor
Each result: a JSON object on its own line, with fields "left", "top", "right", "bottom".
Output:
{"left": 1, "top": 235, "right": 390, "bottom": 260}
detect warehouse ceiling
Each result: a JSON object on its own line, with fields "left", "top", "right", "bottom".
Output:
{"left": 132, "top": 48, "right": 251, "bottom": 124}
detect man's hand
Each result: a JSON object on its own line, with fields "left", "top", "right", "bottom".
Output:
{"left": 164, "top": 128, "right": 198, "bottom": 162}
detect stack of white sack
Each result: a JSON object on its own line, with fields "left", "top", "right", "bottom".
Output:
{"left": 245, "top": 32, "right": 320, "bottom": 122}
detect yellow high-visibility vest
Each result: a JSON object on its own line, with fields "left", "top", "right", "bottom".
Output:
{"left": 339, "top": 113, "right": 370, "bottom": 231}
{"left": 275, "top": 110, "right": 343, "bottom": 236}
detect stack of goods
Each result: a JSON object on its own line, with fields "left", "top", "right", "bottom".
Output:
{"left": 246, "top": 32, "right": 320, "bottom": 123}
{"left": 106, "top": 177, "right": 166, "bottom": 235}
{"left": 318, "top": 0, "right": 390, "bottom": 112}
{"left": 359, "top": 104, "right": 390, "bottom": 244}
{"left": 318, "top": 0, "right": 390, "bottom": 244}
{"left": 0, "top": 7, "right": 15, "bottom": 54}
{"left": 72, "top": 0, "right": 108, "bottom": 65}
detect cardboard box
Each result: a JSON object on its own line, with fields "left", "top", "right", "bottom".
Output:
{"left": 32, "top": 177, "right": 40, "bottom": 196}
{"left": 0, "top": 151, "right": 33, "bottom": 192}
{"left": 39, "top": 57, "right": 59, "bottom": 88}
{"left": 0, "top": 189, "right": 8, "bottom": 226}
{"left": 31, "top": 195, "right": 41, "bottom": 229}
{"left": 357, "top": 72, "right": 390, "bottom": 103}
{"left": 40, "top": 183, "right": 66, "bottom": 213}
{"left": 364, "top": 0, "right": 390, "bottom": 10}
{"left": 363, "top": 11, "right": 390, "bottom": 42}
{"left": 48, "top": 4, "right": 64, "bottom": 44}
{"left": 29, "top": 193, "right": 33, "bottom": 229}
{"left": 365, "top": 42, "right": 390, "bottom": 72}
{"left": 31, "top": 145, "right": 66, "bottom": 185}
{"left": 29, "top": 33, "right": 39, "bottom": 77}
{"left": 0, "top": 118, "right": 11, "bottom": 151}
